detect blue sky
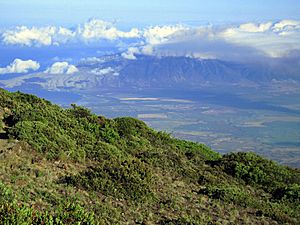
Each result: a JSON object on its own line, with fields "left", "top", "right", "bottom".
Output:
{"left": 0, "top": 0, "right": 299, "bottom": 73}
{"left": 1, "top": 0, "right": 300, "bottom": 27}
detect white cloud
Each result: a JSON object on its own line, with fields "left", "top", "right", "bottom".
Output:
{"left": 1, "top": 19, "right": 140, "bottom": 47}
{"left": 238, "top": 22, "right": 273, "bottom": 33}
{"left": 142, "top": 25, "right": 188, "bottom": 45}
{"left": 1, "top": 19, "right": 300, "bottom": 60}
{"left": 0, "top": 59, "right": 40, "bottom": 74}
{"left": 141, "top": 45, "right": 154, "bottom": 55}
{"left": 45, "top": 62, "right": 78, "bottom": 74}
{"left": 121, "top": 47, "right": 141, "bottom": 60}
{"left": 119, "top": 25, "right": 190, "bottom": 59}
{"left": 2, "top": 26, "right": 75, "bottom": 47}
{"left": 219, "top": 20, "right": 300, "bottom": 58}
{"left": 79, "top": 19, "right": 140, "bottom": 41}
{"left": 2, "top": 26, "right": 54, "bottom": 46}
{"left": 272, "top": 20, "right": 300, "bottom": 32}
{"left": 137, "top": 20, "right": 300, "bottom": 60}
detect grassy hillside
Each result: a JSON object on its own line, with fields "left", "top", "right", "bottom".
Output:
{"left": 0, "top": 88, "right": 299, "bottom": 224}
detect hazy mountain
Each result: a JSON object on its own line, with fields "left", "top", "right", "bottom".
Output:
{"left": 0, "top": 55, "right": 296, "bottom": 91}
{"left": 118, "top": 56, "right": 277, "bottom": 87}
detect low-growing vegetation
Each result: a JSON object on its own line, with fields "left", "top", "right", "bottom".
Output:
{"left": 0, "top": 88, "right": 299, "bottom": 224}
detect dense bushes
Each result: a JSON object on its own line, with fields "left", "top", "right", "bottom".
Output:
{"left": 1, "top": 88, "right": 300, "bottom": 224}
{"left": 214, "top": 152, "right": 300, "bottom": 193}
{"left": 0, "top": 202, "right": 96, "bottom": 225}
{"left": 198, "top": 183, "right": 299, "bottom": 223}
{"left": 273, "top": 184, "right": 300, "bottom": 202}
{"left": 173, "top": 139, "right": 220, "bottom": 161}
{"left": 1, "top": 89, "right": 219, "bottom": 164}
{"left": 64, "top": 158, "right": 154, "bottom": 201}
{"left": 0, "top": 182, "right": 96, "bottom": 225}
{"left": 9, "top": 121, "right": 81, "bottom": 159}
{"left": 211, "top": 152, "right": 300, "bottom": 222}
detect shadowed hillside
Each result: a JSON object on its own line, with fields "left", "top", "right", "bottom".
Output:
{"left": 0, "top": 88, "right": 299, "bottom": 224}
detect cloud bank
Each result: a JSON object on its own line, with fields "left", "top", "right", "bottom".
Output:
{"left": 123, "top": 20, "right": 300, "bottom": 60}
{"left": 0, "top": 59, "right": 40, "bottom": 74}
{"left": 2, "top": 26, "right": 75, "bottom": 47}
{"left": 220, "top": 20, "right": 300, "bottom": 58}
{"left": 45, "top": 62, "right": 78, "bottom": 74}
{"left": 1, "top": 19, "right": 300, "bottom": 61}
{"left": 79, "top": 19, "right": 140, "bottom": 41}
{"left": 1, "top": 19, "right": 140, "bottom": 47}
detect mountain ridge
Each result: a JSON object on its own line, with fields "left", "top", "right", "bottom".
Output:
{"left": 1, "top": 55, "right": 293, "bottom": 91}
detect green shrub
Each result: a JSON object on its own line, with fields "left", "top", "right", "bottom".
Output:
{"left": 0, "top": 182, "right": 96, "bottom": 225}
{"left": 215, "top": 152, "right": 300, "bottom": 194}
{"left": 273, "top": 184, "right": 300, "bottom": 202}
{"left": 174, "top": 139, "right": 220, "bottom": 161}
{"left": 64, "top": 158, "right": 154, "bottom": 200}
{"left": 1, "top": 89, "right": 300, "bottom": 224}
{"left": 114, "top": 117, "right": 152, "bottom": 140}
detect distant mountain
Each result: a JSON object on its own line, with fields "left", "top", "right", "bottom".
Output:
{"left": 118, "top": 56, "right": 276, "bottom": 87}
{"left": 0, "top": 55, "right": 294, "bottom": 91}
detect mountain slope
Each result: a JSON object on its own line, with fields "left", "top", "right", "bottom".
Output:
{"left": 0, "top": 88, "right": 299, "bottom": 224}
{"left": 0, "top": 55, "right": 281, "bottom": 91}
{"left": 118, "top": 56, "right": 274, "bottom": 87}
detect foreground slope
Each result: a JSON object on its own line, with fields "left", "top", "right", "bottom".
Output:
{"left": 0, "top": 88, "right": 299, "bottom": 224}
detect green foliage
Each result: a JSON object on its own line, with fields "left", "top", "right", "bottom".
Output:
{"left": 1, "top": 88, "right": 219, "bottom": 164}
{"left": 174, "top": 139, "right": 220, "bottom": 161}
{"left": 64, "top": 158, "right": 154, "bottom": 201}
{"left": 215, "top": 152, "right": 300, "bottom": 193}
{"left": 159, "top": 217, "right": 195, "bottom": 225}
{"left": 114, "top": 117, "right": 150, "bottom": 138}
{"left": 199, "top": 185, "right": 249, "bottom": 205}
{"left": 0, "top": 202, "right": 96, "bottom": 225}
{"left": 0, "top": 182, "right": 14, "bottom": 202}
{"left": 198, "top": 183, "right": 298, "bottom": 223}
{"left": 0, "top": 88, "right": 300, "bottom": 224}
{"left": 273, "top": 184, "right": 300, "bottom": 202}
{"left": 0, "top": 182, "right": 96, "bottom": 225}
{"left": 9, "top": 121, "right": 80, "bottom": 159}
